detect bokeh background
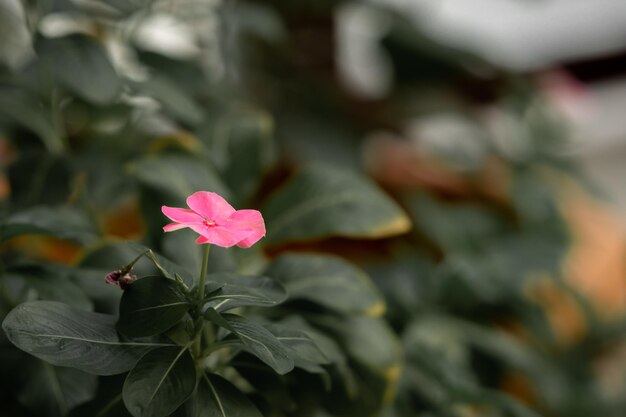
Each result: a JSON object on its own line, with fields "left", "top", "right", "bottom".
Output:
{"left": 1, "top": 1, "right": 626, "bottom": 416}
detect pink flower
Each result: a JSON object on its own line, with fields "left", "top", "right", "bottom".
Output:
{"left": 161, "top": 191, "right": 265, "bottom": 248}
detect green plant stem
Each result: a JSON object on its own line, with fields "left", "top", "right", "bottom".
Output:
{"left": 125, "top": 250, "right": 150, "bottom": 271}
{"left": 193, "top": 244, "right": 211, "bottom": 359}
{"left": 197, "top": 244, "right": 211, "bottom": 301}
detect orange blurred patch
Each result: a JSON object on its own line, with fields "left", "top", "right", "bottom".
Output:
{"left": 364, "top": 135, "right": 510, "bottom": 201}
{"left": 9, "top": 236, "right": 82, "bottom": 265}
{"left": 525, "top": 275, "right": 587, "bottom": 345}
{"left": 102, "top": 197, "right": 145, "bottom": 240}
{"left": 500, "top": 371, "right": 538, "bottom": 408}
{"left": 560, "top": 187, "right": 626, "bottom": 321}
{"left": 0, "top": 174, "right": 11, "bottom": 200}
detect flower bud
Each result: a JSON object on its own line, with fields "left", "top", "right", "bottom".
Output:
{"left": 104, "top": 270, "right": 137, "bottom": 289}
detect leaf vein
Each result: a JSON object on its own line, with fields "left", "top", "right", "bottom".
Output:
{"left": 204, "top": 375, "right": 226, "bottom": 417}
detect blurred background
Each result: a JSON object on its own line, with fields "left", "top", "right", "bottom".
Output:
{"left": 1, "top": 0, "right": 626, "bottom": 416}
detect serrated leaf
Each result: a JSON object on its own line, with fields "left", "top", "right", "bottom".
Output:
{"left": 2, "top": 301, "right": 173, "bottom": 375}
{"left": 203, "top": 273, "right": 286, "bottom": 312}
{"left": 196, "top": 373, "right": 263, "bottom": 417}
{"left": 35, "top": 34, "right": 122, "bottom": 104}
{"left": 118, "top": 276, "right": 191, "bottom": 338}
{"left": 1, "top": 206, "right": 97, "bottom": 244}
{"left": 265, "top": 253, "right": 384, "bottom": 315}
{"left": 204, "top": 310, "right": 294, "bottom": 375}
{"left": 123, "top": 346, "right": 196, "bottom": 417}
{"left": 263, "top": 164, "right": 411, "bottom": 244}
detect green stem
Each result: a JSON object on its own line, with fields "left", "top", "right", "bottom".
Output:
{"left": 197, "top": 244, "right": 211, "bottom": 301}
{"left": 125, "top": 250, "right": 150, "bottom": 271}
{"left": 193, "top": 244, "right": 211, "bottom": 359}
{"left": 145, "top": 250, "right": 172, "bottom": 279}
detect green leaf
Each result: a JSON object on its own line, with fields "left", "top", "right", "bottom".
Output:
{"left": 123, "top": 346, "right": 196, "bottom": 417}
{"left": 405, "top": 194, "right": 505, "bottom": 251}
{"left": 130, "top": 154, "right": 229, "bottom": 203}
{"left": 80, "top": 242, "right": 195, "bottom": 287}
{"left": 265, "top": 253, "right": 385, "bottom": 316}
{"left": 320, "top": 316, "right": 401, "bottom": 374}
{"left": 263, "top": 164, "right": 411, "bottom": 244}
{"left": 7, "top": 268, "right": 93, "bottom": 311}
{"left": 229, "top": 353, "right": 297, "bottom": 412}
{"left": 195, "top": 373, "right": 263, "bottom": 417}
{"left": 17, "top": 359, "right": 97, "bottom": 417}
{"left": 212, "top": 111, "right": 276, "bottom": 205}
{"left": 1, "top": 206, "right": 98, "bottom": 244}
{"left": 92, "top": 0, "right": 141, "bottom": 13}
{"left": 204, "top": 310, "right": 294, "bottom": 375}
{"left": 315, "top": 315, "right": 403, "bottom": 415}
{"left": 35, "top": 34, "right": 122, "bottom": 104}
{"left": 2, "top": 301, "right": 173, "bottom": 375}
{"left": 68, "top": 375, "right": 131, "bottom": 417}
{"left": 278, "top": 316, "right": 357, "bottom": 396}
{"left": 132, "top": 75, "right": 204, "bottom": 125}
{"left": 203, "top": 273, "right": 287, "bottom": 312}
{"left": 406, "top": 315, "right": 562, "bottom": 386}
{"left": 264, "top": 322, "right": 330, "bottom": 375}
{"left": 0, "top": 87, "right": 62, "bottom": 154}
{"left": 69, "top": 392, "right": 130, "bottom": 417}
{"left": 118, "top": 276, "right": 191, "bottom": 338}
{"left": 129, "top": 242, "right": 194, "bottom": 285}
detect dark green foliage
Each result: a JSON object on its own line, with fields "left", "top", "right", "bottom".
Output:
{"left": 118, "top": 276, "right": 191, "bottom": 337}
{"left": 0, "top": 0, "right": 624, "bottom": 416}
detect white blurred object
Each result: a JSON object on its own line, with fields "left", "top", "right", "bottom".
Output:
{"left": 133, "top": 14, "right": 201, "bottom": 59}
{"left": 377, "top": 0, "right": 626, "bottom": 70}
{"left": 407, "top": 114, "right": 489, "bottom": 171}
{"left": 336, "top": 3, "right": 393, "bottom": 98}
{"left": 0, "top": 0, "right": 33, "bottom": 69}
{"left": 573, "top": 78, "right": 626, "bottom": 153}
{"left": 39, "top": 13, "right": 95, "bottom": 38}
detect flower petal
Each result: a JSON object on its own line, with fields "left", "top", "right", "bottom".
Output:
{"left": 195, "top": 225, "right": 253, "bottom": 248}
{"left": 196, "top": 236, "right": 209, "bottom": 244}
{"left": 163, "top": 222, "right": 190, "bottom": 232}
{"left": 227, "top": 209, "right": 266, "bottom": 248}
{"left": 162, "top": 206, "right": 203, "bottom": 223}
{"left": 186, "top": 192, "right": 235, "bottom": 223}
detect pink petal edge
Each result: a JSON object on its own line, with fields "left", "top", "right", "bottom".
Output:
{"left": 186, "top": 191, "right": 235, "bottom": 223}
{"left": 163, "top": 223, "right": 190, "bottom": 232}
{"left": 162, "top": 206, "right": 203, "bottom": 223}
{"left": 228, "top": 209, "right": 266, "bottom": 248}
{"left": 194, "top": 225, "right": 253, "bottom": 248}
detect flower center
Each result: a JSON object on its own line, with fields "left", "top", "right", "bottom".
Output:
{"left": 204, "top": 219, "right": 216, "bottom": 227}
